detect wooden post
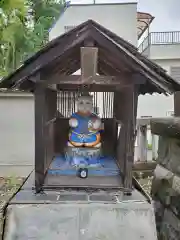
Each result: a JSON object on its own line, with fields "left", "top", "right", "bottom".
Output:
{"left": 44, "top": 88, "right": 57, "bottom": 172}
{"left": 115, "top": 90, "right": 127, "bottom": 173}
{"left": 123, "top": 86, "right": 138, "bottom": 192}
{"left": 46, "top": 88, "right": 57, "bottom": 121}
{"left": 34, "top": 83, "right": 46, "bottom": 193}
{"left": 115, "top": 85, "right": 138, "bottom": 192}
{"left": 174, "top": 92, "right": 180, "bottom": 116}
{"left": 80, "top": 47, "right": 98, "bottom": 82}
{"left": 34, "top": 82, "right": 57, "bottom": 192}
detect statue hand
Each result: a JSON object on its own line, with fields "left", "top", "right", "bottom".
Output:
{"left": 92, "top": 119, "right": 101, "bottom": 130}
{"left": 69, "top": 118, "right": 78, "bottom": 128}
{"left": 88, "top": 120, "right": 93, "bottom": 129}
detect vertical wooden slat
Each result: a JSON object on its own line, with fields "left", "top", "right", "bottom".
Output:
{"left": 46, "top": 88, "right": 57, "bottom": 120}
{"left": 115, "top": 90, "right": 127, "bottom": 174}
{"left": 45, "top": 88, "right": 57, "bottom": 171}
{"left": 34, "top": 84, "right": 57, "bottom": 192}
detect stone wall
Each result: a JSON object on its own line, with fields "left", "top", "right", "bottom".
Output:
{"left": 151, "top": 135, "right": 180, "bottom": 239}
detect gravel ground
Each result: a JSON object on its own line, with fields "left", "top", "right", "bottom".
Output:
{"left": 0, "top": 177, "right": 24, "bottom": 239}
{"left": 138, "top": 177, "right": 153, "bottom": 195}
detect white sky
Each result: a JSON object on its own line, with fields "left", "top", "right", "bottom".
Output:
{"left": 70, "top": 0, "right": 180, "bottom": 32}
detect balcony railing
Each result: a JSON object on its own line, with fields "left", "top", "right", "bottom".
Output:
{"left": 138, "top": 31, "right": 180, "bottom": 52}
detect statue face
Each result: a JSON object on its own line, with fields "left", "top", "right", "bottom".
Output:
{"left": 77, "top": 95, "right": 93, "bottom": 114}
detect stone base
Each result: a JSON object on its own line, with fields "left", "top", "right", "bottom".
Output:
{"left": 65, "top": 147, "right": 102, "bottom": 167}
{"left": 4, "top": 201, "right": 157, "bottom": 240}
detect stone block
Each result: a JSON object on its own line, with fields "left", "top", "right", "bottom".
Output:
{"left": 4, "top": 202, "right": 157, "bottom": 240}
{"left": 159, "top": 209, "right": 180, "bottom": 240}
{"left": 157, "top": 137, "right": 180, "bottom": 177}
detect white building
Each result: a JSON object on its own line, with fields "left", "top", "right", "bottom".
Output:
{"left": 49, "top": 2, "right": 138, "bottom": 45}
{"left": 49, "top": 1, "right": 178, "bottom": 118}
{"left": 138, "top": 31, "right": 180, "bottom": 118}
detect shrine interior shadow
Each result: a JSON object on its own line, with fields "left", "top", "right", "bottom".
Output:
{"left": 44, "top": 113, "right": 123, "bottom": 189}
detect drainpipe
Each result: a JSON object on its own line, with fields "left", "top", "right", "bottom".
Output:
{"left": 147, "top": 19, "right": 150, "bottom": 47}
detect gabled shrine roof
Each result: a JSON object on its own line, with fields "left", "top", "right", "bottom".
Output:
{"left": 0, "top": 19, "right": 180, "bottom": 94}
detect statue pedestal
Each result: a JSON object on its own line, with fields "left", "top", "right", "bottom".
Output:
{"left": 65, "top": 147, "right": 101, "bottom": 167}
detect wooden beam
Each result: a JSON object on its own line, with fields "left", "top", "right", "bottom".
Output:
{"left": 44, "top": 75, "right": 128, "bottom": 84}
{"left": 81, "top": 47, "right": 98, "bottom": 79}
{"left": 57, "top": 84, "right": 120, "bottom": 92}
{"left": 42, "top": 74, "right": 145, "bottom": 85}
{"left": 83, "top": 38, "right": 95, "bottom": 47}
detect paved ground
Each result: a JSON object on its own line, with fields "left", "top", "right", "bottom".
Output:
{"left": 0, "top": 165, "right": 33, "bottom": 177}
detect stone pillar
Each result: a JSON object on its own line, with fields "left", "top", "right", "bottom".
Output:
{"left": 152, "top": 134, "right": 159, "bottom": 161}
{"left": 138, "top": 125, "right": 147, "bottom": 162}
{"left": 136, "top": 125, "right": 141, "bottom": 161}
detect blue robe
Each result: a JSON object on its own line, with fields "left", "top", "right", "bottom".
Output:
{"left": 69, "top": 112, "right": 100, "bottom": 144}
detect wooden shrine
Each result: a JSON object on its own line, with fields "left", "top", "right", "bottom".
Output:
{"left": 0, "top": 20, "right": 180, "bottom": 194}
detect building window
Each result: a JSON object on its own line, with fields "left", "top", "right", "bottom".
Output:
{"left": 64, "top": 25, "right": 76, "bottom": 32}
{"left": 170, "top": 66, "right": 180, "bottom": 82}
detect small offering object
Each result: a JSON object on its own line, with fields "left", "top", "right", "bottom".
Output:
{"left": 78, "top": 168, "right": 88, "bottom": 179}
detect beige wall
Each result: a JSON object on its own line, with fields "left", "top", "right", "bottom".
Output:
{"left": 49, "top": 3, "right": 138, "bottom": 46}
{"left": 0, "top": 93, "right": 34, "bottom": 174}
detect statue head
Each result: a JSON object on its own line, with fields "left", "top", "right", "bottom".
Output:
{"left": 77, "top": 93, "right": 93, "bottom": 115}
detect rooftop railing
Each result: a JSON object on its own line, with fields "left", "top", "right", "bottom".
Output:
{"left": 138, "top": 31, "right": 180, "bottom": 52}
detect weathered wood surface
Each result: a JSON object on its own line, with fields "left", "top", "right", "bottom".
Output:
{"left": 44, "top": 175, "right": 122, "bottom": 189}
{"left": 115, "top": 86, "right": 138, "bottom": 192}
{"left": 81, "top": 47, "right": 98, "bottom": 79}
{"left": 43, "top": 75, "right": 136, "bottom": 87}
{"left": 47, "top": 75, "right": 136, "bottom": 92}
{"left": 151, "top": 117, "right": 180, "bottom": 139}
{"left": 174, "top": 91, "right": 180, "bottom": 117}
{"left": 34, "top": 84, "right": 46, "bottom": 192}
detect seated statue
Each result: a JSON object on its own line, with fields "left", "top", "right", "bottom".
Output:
{"left": 68, "top": 94, "right": 102, "bottom": 148}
